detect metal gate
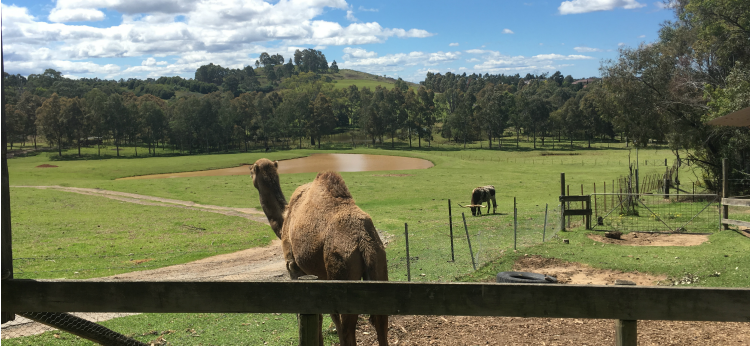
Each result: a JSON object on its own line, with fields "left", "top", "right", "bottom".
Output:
{"left": 591, "top": 193, "right": 720, "bottom": 233}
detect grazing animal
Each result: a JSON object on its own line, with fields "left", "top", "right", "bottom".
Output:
{"left": 461, "top": 185, "right": 497, "bottom": 216}
{"left": 249, "top": 158, "right": 388, "bottom": 346}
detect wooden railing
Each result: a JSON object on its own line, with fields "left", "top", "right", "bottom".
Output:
{"left": 3, "top": 279, "right": 749, "bottom": 346}
{"left": 722, "top": 197, "right": 750, "bottom": 228}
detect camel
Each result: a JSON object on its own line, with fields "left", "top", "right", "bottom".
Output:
{"left": 249, "top": 158, "right": 389, "bottom": 346}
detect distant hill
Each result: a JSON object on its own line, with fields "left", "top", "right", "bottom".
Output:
{"left": 329, "top": 69, "right": 420, "bottom": 90}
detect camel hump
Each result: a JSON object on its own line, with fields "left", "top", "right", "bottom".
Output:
{"left": 315, "top": 171, "right": 353, "bottom": 199}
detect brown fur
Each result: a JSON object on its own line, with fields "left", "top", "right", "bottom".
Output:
{"left": 250, "top": 158, "right": 389, "bottom": 346}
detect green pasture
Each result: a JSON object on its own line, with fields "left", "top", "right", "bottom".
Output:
{"left": 10, "top": 188, "right": 272, "bottom": 279}
{"left": 5, "top": 140, "right": 748, "bottom": 345}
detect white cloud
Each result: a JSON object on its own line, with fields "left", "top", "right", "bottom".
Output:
{"left": 654, "top": 1, "right": 672, "bottom": 9}
{"left": 558, "top": 0, "right": 646, "bottom": 15}
{"left": 449, "top": 42, "right": 459, "bottom": 47}
{"left": 466, "top": 49, "right": 593, "bottom": 73}
{"left": 618, "top": 42, "right": 626, "bottom": 46}
{"left": 1, "top": 1, "right": 434, "bottom": 79}
{"left": 346, "top": 10, "right": 358, "bottom": 21}
{"left": 638, "top": 34, "right": 646, "bottom": 38}
{"left": 502, "top": 28, "right": 514, "bottom": 34}
{"left": 358, "top": 6, "right": 378, "bottom": 12}
{"left": 49, "top": 8, "right": 106, "bottom": 22}
{"left": 573, "top": 46, "right": 603, "bottom": 52}
{"left": 339, "top": 48, "right": 461, "bottom": 75}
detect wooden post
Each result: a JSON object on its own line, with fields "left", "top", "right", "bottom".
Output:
{"left": 616, "top": 320, "right": 637, "bottom": 346}
{"left": 462, "top": 213, "right": 476, "bottom": 270}
{"left": 298, "top": 275, "right": 320, "bottom": 346}
{"left": 723, "top": 158, "right": 729, "bottom": 230}
{"left": 593, "top": 183, "right": 597, "bottom": 220}
{"left": 560, "top": 173, "right": 566, "bottom": 232}
{"left": 1, "top": 41, "right": 15, "bottom": 323}
{"left": 585, "top": 197, "right": 591, "bottom": 230}
{"left": 448, "top": 199, "right": 454, "bottom": 262}
{"left": 405, "top": 223, "right": 411, "bottom": 281}
{"left": 581, "top": 184, "right": 584, "bottom": 225}
{"left": 567, "top": 185, "right": 571, "bottom": 229}
{"left": 513, "top": 197, "right": 517, "bottom": 250}
{"left": 543, "top": 203, "right": 548, "bottom": 242}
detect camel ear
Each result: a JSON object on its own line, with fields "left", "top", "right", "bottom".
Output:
{"left": 249, "top": 164, "right": 255, "bottom": 173}
{"left": 273, "top": 161, "right": 278, "bottom": 168}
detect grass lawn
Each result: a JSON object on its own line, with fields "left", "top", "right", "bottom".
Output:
{"left": 10, "top": 187, "right": 272, "bottom": 279}
{"left": 5, "top": 138, "right": 748, "bottom": 345}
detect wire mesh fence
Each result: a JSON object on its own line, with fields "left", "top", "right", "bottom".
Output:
{"left": 591, "top": 193, "right": 721, "bottom": 233}
{"left": 390, "top": 202, "right": 562, "bottom": 283}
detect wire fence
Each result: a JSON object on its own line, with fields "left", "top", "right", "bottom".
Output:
{"left": 391, "top": 202, "right": 562, "bottom": 283}
{"left": 591, "top": 193, "right": 721, "bottom": 233}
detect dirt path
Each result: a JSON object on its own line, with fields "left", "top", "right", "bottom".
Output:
{"left": 12, "top": 185, "right": 271, "bottom": 225}
{"left": 4, "top": 186, "right": 288, "bottom": 339}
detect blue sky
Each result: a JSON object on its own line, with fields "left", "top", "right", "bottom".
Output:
{"left": 2, "top": 0, "right": 674, "bottom": 82}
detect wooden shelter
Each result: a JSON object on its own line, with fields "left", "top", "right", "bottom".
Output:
{"left": 707, "top": 106, "right": 750, "bottom": 127}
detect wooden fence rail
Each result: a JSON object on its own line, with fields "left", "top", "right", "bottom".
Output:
{"left": 4, "top": 280, "right": 749, "bottom": 322}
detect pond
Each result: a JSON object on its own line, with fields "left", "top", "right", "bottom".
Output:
{"left": 118, "top": 154, "right": 433, "bottom": 180}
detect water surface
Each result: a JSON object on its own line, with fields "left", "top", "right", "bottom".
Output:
{"left": 118, "top": 154, "right": 433, "bottom": 180}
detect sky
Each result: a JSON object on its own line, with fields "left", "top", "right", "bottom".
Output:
{"left": 1, "top": 0, "right": 675, "bottom": 83}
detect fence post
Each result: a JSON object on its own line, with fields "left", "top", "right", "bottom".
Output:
{"left": 616, "top": 320, "right": 637, "bottom": 346}
{"left": 513, "top": 204, "right": 518, "bottom": 250}
{"left": 722, "top": 158, "right": 729, "bottom": 230}
{"left": 298, "top": 275, "right": 320, "bottom": 346}
{"left": 405, "top": 223, "right": 411, "bottom": 281}
{"left": 1, "top": 67, "right": 15, "bottom": 323}
{"left": 462, "top": 213, "right": 476, "bottom": 270}
{"left": 543, "top": 203, "right": 548, "bottom": 242}
{"left": 560, "top": 173, "right": 566, "bottom": 232}
{"left": 448, "top": 199, "right": 454, "bottom": 262}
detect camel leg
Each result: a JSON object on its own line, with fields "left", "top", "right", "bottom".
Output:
{"left": 336, "top": 314, "right": 358, "bottom": 346}
{"left": 370, "top": 314, "right": 388, "bottom": 346}
{"left": 491, "top": 197, "right": 497, "bottom": 214}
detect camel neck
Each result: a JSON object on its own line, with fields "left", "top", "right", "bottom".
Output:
{"left": 258, "top": 181, "right": 287, "bottom": 238}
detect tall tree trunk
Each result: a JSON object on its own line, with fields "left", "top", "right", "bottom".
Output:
{"left": 516, "top": 129, "right": 519, "bottom": 148}
{"left": 533, "top": 129, "right": 536, "bottom": 149}
{"left": 408, "top": 127, "right": 412, "bottom": 147}
{"left": 58, "top": 136, "right": 62, "bottom": 156}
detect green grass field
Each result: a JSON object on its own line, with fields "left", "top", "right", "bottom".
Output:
{"left": 5, "top": 138, "right": 749, "bottom": 345}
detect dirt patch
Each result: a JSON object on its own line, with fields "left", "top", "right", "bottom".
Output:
{"left": 128, "top": 258, "right": 154, "bottom": 265}
{"left": 588, "top": 232, "right": 709, "bottom": 246}
{"left": 512, "top": 255, "right": 667, "bottom": 286}
{"left": 355, "top": 315, "right": 750, "bottom": 345}
{"left": 35, "top": 164, "right": 58, "bottom": 168}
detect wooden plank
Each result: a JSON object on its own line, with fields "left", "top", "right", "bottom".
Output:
{"left": 616, "top": 320, "right": 637, "bottom": 346}
{"left": 3, "top": 280, "right": 750, "bottom": 322}
{"left": 723, "top": 198, "right": 750, "bottom": 208}
{"left": 560, "top": 195, "right": 590, "bottom": 202}
{"left": 722, "top": 219, "right": 750, "bottom": 228}
{"left": 1, "top": 44, "right": 15, "bottom": 324}
{"left": 563, "top": 209, "right": 593, "bottom": 216}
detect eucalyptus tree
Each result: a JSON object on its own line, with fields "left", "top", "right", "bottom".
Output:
{"left": 84, "top": 88, "right": 108, "bottom": 155}
{"left": 35, "top": 93, "right": 66, "bottom": 156}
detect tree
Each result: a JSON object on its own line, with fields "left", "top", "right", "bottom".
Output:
{"left": 84, "top": 88, "right": 108, "bottom": 156}
{"left": 61, "top": 97, "right": 87, "bottom": 157}
{"left": 330, "top": 60, "right": 339, "bottom": 73}
{"left": 104, "top": 93, "right": 133, "bottom": 156}
{"left": 307, "top": 93, "right": 336, "bottom": 148}
{"left": 10, "top": 92, "right": 43, "bottom": 149}
{"left": 36, "top": 93, "right": 66, "bottom": 156}
{"left": 4, "top": 104, "right": 23, "bottom": 150}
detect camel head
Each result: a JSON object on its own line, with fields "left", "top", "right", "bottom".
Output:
{"left": 250, "top": 158, "right": 287, "bottom": 238}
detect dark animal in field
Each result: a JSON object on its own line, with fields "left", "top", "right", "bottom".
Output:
{"left": 459, "top": 185, "right": 497, "bottom": 216}
{"left": 249, "top": 158, "right": 389, "bottom": 346}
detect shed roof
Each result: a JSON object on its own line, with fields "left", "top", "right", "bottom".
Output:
{"left": 707, "top": 106, "right": 750, "bottom": 127}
